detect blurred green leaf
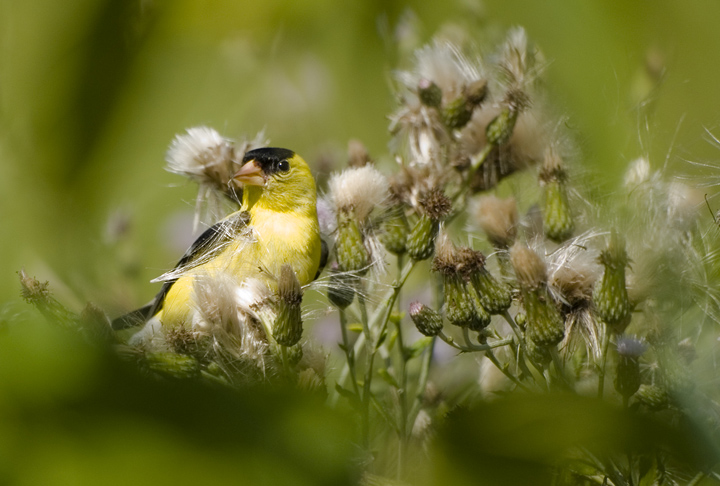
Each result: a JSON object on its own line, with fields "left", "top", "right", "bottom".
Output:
{"left": 429, "top": 393, "right": 720, "bottom": 486}
{"left": 0, "top": 318, "right": 358, "bottom": 485}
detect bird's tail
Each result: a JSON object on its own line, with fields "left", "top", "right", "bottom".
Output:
{"left": 111, "top": 303, "right": 154, "bottom": 330}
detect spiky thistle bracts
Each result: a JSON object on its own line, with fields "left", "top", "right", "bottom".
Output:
{"left": 540, "top": 145, "right": 574, "bottom": 242}
{"left": 432, "top": 233, "right": 492, "bottom": 330}
{"left": 326, "top": 164, "right": 390, "bottom": 274}
{"left": 593, "top": 230, "right": 633, "bottom": 333}
{"left": 273, "top": 264, "right": 304, "bottom": 347}
{"left": 510, "top": 244, "right": 565, "bottom": 347}
{"left": 405, "top": 188, "right": 452, "bottom": 261}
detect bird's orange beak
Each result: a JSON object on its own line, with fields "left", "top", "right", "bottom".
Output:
{"left": 233, "top": 159, "right": 265, "bottom": 186}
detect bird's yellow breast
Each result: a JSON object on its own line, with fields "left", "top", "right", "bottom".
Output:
{"left": 158, "top": 207, "right": 321, "bottom": 327}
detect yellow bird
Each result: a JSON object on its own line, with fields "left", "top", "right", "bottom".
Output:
{"left": 113, "top": 147, "right": 325, "bottom": 337}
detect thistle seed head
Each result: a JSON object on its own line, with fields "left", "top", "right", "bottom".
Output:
{"left": 510, "top": 243, "right": 547, "bottom": 290}
{"left": 327, "top": 165, "right": 389, "bottom": 222}
{"left": 470, "top": 195, "right": 518, "bottom": 248}
{"left": 348, "top": 139, "right": 372, "bottom": 168}
{"left": 418, "top": 187, "right": 452, "bottom": 221}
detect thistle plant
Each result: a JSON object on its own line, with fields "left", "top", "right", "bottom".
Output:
{"left": 17, "top": 21, "right": 720, "bottom": 486}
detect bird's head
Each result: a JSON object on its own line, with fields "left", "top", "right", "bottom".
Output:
{"left": 234, "top": 147, "right": 317, "bottom": 213}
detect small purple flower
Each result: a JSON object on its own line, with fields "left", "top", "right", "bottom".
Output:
{"left": 616, "top": 336, "right": 647, "bottom": 358}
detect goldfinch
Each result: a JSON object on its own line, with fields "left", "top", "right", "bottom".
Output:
{"left": 113, "top": 147, "right": 326, "bottom": 342}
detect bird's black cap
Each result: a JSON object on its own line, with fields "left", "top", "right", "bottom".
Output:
{"left": 243, "top": 147, "right": 295, "bottom": 175}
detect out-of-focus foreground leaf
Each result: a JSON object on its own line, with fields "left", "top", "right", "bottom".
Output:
{"left": 428, "top": 393, "right": 720, "bottom": 486}
{"left": 0, "top": 317, "right": 357, "bottom": 486}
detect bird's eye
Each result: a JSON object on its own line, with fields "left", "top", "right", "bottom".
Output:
{"left": 277, "top": 160, "right": 290, "bottom": 172}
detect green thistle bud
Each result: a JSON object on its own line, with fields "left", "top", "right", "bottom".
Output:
{"left": 469, "top": 290, "right": 491, "bottom": 331}
{"left": 418, "top": 79, "right": 442, "bottom": 108}
{"left": 433, "top": 233, "right": 477, "bottom": 328}
{"left": 485, "top": 107, "right": 519, "bottom": 146}
{"left": 336, "top": 212, "right": 369, "bottom": 273}
{"left": 409, "top": 301, "right": 444, "bottom": 336}
{"left": 615, "top": 356, "right": 641, "bottom": 399}
{"left": 327, "top": 264, "right": 355, "bottom": 309}
{"left": 593, "top": 230, "right": 632, "bottom": 333}
{"left": 18, "top": 269, "right": 77, "bottom": 328}
{"left": 470, "top": 267, "right": 512, "bottom": 315}
{"left": 442, "top": 95, "right": 474, "bottom": 130}
{"left": 522, "top": 289, "right": 564, "bottom": 347}
{"left": 614, "top": 337, "right": 645, "bottom": 399}
{"left": 380, "top": 209, "right": 409, "bottom": 255}
{"left": 525, "top": 337, "right": 552, "bottom": 367}
{"left": 407, "top": 215, "right": 438, "bottom": 261}
{"left": 407, "top": 188, "right": 452, "bottom": 261}
{"left": 440, "top": 80, "right": 487, "bottom": 130}
{"left": 285, "top": 343, "right": 304, "bottom": 366}
{"left": 542, "top": 180, "right": 574, "bottom": 242}
{"left": 635, "top": 384, "right": 669, "bottom": 411}
{"left": 145, "top": 352, "right": 200, "bottom": 379}
{"left": 540, "top": 146, "right": 574, "bottom": 243}
{"left": 509, "top": 244, "right": 564, "bottom": 345}
{"left": 273, "top": 264, "right": 303, "bottom": 347}
{"left": 443, "top": 276, "right": 476, "bottom": 327}
{"left": 515, "top": 313, "right": 527, "bottom": 328}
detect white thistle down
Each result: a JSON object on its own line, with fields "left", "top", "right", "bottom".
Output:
{"left": 398, "top": 40, "right": 483, "bottom": 101}
{"left": 191, "top": 272, "right": 273, "bottom": 364}
{"left": 165, "top": 126, "right": 269, "bottom": 229}
{"left": 166, "top": 126, "right": 235, "bottom": 182}
{"left": 390, "top": 40, "right": 485, "bottom": 167}
{"left": 327, "top": 165, "right": 391, "bottom": 277}
{"left": 327, "top": 165, "right": 390, "bottom": 222}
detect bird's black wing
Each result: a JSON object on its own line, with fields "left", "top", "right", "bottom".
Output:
{"left": 314, "top": 238, "right": 329, "bottom": 280}
{"left": 111, "top": 212, "right": 250, "bottom": 330}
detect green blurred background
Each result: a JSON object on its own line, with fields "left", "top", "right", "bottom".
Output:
{"left": 3, "top": 1, "right": 720, "bottom": 484}
{"left": 3, "top": 0, "right": 720, "bottom": 310}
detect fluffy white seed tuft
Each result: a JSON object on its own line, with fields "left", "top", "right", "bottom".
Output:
{"left": 327, "top": 165, "right": 390, "bottom": 221}
{"left": 166, "top": 126, "right": 234, "bottom": 181}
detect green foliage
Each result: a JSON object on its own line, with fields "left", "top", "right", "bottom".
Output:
{"left": 6, "top": 1, "right": 720, "bottom": 485}
{"left": 0, "top": 317, "right": 357, "bottom": 485}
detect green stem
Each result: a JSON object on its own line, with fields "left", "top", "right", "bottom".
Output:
{"left": 550, "top": 347, "right": 571, "bottom": 389}
{"left": 598, "top": 325, "right": 612, "bottom": 399}
{"left": 451, "top": 143, "right": 494, "bottom": 203}
{"left": 461, "top": 327, "right": 529, "bottom": 391}
{"left": 358, "top": 282, "right": 373, "bottom": 449}
{"left": 485, "top": 349, "right": 531, "bottom": 392}
{"left": 438, "top": 330, "right": 513, "bottom": 352}
{"left": 367, "top": 259, "right": 417, "bottom": 331}
{"left": 339, "top": 308, "right": 360, "bottom": 397}
{"left": 394, "top": 255, "right": 408, "bottom": 480}
{"left": 406, "top": 336, "right": 435, "bottom": 445}
{"left": 331, "top": 332, "right": 366, "bottom": 407}
{"left": 351, "top": 260, "right": 417, "bottom": 449}
{"left": 395, "top": 319, "right": 407, "bottom": 480}
{"left": 502, "top": 311, "right": 539, "bottom": 381}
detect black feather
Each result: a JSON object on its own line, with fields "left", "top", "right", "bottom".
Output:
{"left": 315, "top": 238, "right": 329, "bottom": 280}
{"left": 243, "top": 147, "right": 295, "bottom": 176}
{"left": 111, "top": 211, "right": 250, "bottom": 330}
